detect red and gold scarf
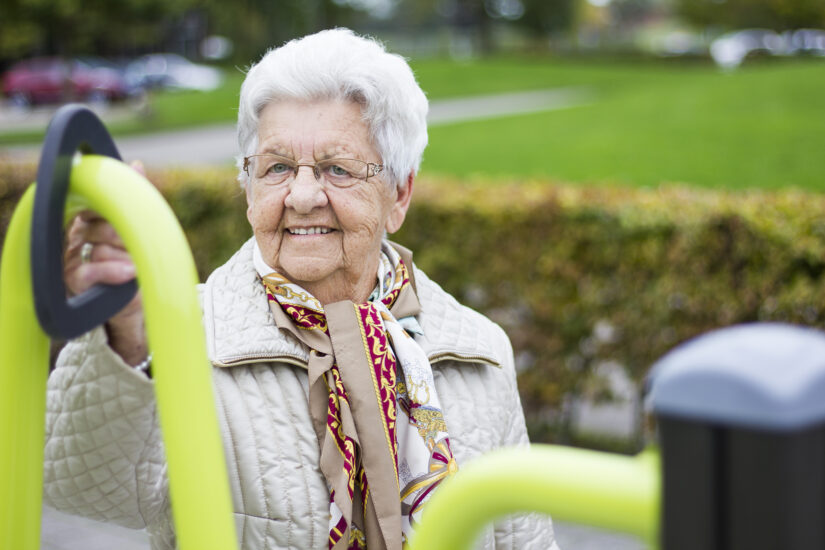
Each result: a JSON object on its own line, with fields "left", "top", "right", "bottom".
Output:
{"left": 256, "top": 242, "right": 457, "bottom": 550}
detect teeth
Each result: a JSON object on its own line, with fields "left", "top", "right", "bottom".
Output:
{"left": 290, "top": 227, "right": 331, "bottom": 235}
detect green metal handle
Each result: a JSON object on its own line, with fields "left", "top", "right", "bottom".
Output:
{"left": 0, "top": 184, "right": 48, "bottom": 550}
{"left": 0, "top": 155, "right": 238, "bottom": 550}
{"left": 407, "top": 444, "right": 660, "bottom": 550}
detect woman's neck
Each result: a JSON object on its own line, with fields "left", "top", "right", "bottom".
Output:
{"left": 301, "top": 264, "right": 379, "bottom": 306}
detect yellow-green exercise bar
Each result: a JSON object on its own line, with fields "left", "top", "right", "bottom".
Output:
{"left": 408, "top": 444, "right": 661, "bottom": 550}
{"left": 0, "top": 154, "right": 238, "bottom": 550}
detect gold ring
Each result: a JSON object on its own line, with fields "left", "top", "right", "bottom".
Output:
{"left": 80, "top": 242, "right": 94, "bottom": 264}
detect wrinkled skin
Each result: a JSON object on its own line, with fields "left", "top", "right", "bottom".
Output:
{"left": 245, "top": 98, "right": 412, "bottom": 305}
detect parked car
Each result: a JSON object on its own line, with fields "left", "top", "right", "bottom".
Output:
{"left": 784, "top": 28, "right": 825, "bottom": 55}
{"left": 711, "top": 28, "right": 825, "bottom": 69}
{"left": 73, "top": 56, "right": 143, "bottom": 100}
{"left": 710, "top": 29, "right": 783, "bottom": 69}
{"left": 1, "top": 57, "right": 136, "bottom": 107}
{"left": 125, "top": 53, "right": 223, "bottom": 92}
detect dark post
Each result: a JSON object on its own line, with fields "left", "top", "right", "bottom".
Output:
{"left": 647, "top": 323, "right": 825, "bottom": 550}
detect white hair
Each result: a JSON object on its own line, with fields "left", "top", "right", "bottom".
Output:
{"left": 236, "top": 28, "right": 428, "bottom": 189}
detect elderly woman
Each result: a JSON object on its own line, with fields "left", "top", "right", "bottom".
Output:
{"left": 45, "top": 29, "right": 559, "bottom": 550}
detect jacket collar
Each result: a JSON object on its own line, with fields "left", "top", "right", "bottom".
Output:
{"left": 201, "top": 238, "right": 502, "bottom": 369}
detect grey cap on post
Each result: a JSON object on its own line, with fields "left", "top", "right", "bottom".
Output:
{"left": 647, "top": 323, "right": 825, "bottom": 431}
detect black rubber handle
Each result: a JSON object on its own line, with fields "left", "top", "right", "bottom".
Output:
{"left": 32, "top": 104, "right": 138, "bottom": 340}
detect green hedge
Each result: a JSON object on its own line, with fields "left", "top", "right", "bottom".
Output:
{"left": 400, "top": 179, "right": 825, "bottom": 446}
{"left": 3, "top": 163, "right": 825, "bottom": 447}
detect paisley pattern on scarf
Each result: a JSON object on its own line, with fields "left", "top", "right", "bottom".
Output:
{"left": 259, "top": 242, "right": 456, "bottom": 550}
{"left": 326, "top": 366, "right": 357, "bottom": 497}
{"left": 356, "top": 303, "right": 399, "bottom": 481}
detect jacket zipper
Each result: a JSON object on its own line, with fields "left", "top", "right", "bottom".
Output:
{"left": 214, "top": 351, "right": 500, "bottom": 369}
{"left": 428, "top": 352, "right": 501, "bottom": 368}
{"left": 213, "top": 352, "right": 308, "bottom": 369}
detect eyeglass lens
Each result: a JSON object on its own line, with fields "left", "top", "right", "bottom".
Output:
{"left": 248, "top": 154, "right": 378, "bottom": 188}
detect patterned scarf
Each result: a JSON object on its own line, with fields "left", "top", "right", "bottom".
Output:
{"left": 255, "top": 241, "right": 457, "bottom": 550}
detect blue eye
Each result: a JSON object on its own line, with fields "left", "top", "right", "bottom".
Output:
{"left": 269, "top": 163, "right": 291, "bottom": 174}
{"left": 329, "top": 164, "right": 350, "bottom": 177}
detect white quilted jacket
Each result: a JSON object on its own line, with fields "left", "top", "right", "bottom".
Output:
{"left": 44, "top": 239, "right": 559, "bottom": 550}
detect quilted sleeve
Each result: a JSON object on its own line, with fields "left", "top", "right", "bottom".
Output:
{"left": 43, "top": 326, "right": 170, "bottom": 530}
{"left": 491, "top": 326, "right": 561, "bottom": 550}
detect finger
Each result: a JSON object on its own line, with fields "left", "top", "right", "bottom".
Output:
{"left": 87, "top": 242, "right": 133, "bottom": 262}
{"left": 65, "top": 215, "right": 90, "bottom": 248}
{"left": 77, "top": 209, "right": 104, "bottom": 223}
{"left": 66, "top": 216, "right": 127, "bottom": 251}
{"left": 65, "top": 213, "right": 105, "bottom": 252}
{"left": 82, "top": 219, "right": 127, "bottom": 248}
{"left": 64, "top": 235, "right": 90, "bottom": 269}
{"left": 66, "top": 242, "right": 133, "bottom": 269}
{"left": 72, "top": 261, "right": 137, "bottom": 290}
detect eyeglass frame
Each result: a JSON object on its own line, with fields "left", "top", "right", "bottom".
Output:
{"left": 242, "top": 153, "right": 385, "bottom": 187}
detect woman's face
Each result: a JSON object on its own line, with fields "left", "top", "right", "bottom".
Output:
{"left": 246, "top": 98, "right": 412, "bottom": 303}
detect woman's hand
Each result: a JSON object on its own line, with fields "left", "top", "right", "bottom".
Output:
{"left": 63, "top": 162, "right": 147, "bottom": 366}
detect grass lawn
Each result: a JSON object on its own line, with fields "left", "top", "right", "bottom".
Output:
{"left": 411, "top": 55, "right": 668, "bottom": 97}
{"left": 2, "top": 56, "right": 823, "bottom": 191}
{"left": 112, "top": 70, "right": 246, "bottom": 133}
{"left": 420, "top": 59, "right": 825, "bottom": 191}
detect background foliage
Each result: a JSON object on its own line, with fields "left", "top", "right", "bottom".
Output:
{"left": 2, "top": 0, "right": 825, "bottom": 65}
{"left": 3, "top": 163, "right": 824, "bottom": 448}
{"left": 674, "top": 0, "right": 825, "bottom": 31}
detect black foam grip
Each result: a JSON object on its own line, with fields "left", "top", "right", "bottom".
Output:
{"left": 32, "top": 104, "right": 138, "bottom": 340}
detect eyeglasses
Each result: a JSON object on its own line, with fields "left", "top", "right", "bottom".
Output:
{"left": 242, "top": 153, "right": 384, "bottom": 188}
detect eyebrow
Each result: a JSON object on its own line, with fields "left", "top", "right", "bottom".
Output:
{"left": 257, "top": 150, "right": 359, "bottom": 162}
{"left": 322, "top": 145, "right": 357, "bottom": 159}
{"left": 258, "top": 147, "right": 293, "bottom": 158}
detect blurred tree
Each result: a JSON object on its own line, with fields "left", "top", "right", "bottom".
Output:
{"left": 609, "top": 0, "right": 657, "bottom": 26}
{"left": 0, "top": 0, "right": 200, "bottom": 58}
{"left": 390, "top": 0, "right": 578, "bottom": 54}
{"left": 203, "top": 0, "right": 362, "bottom": 63}
{"left": 519, "top": 0, "right": 578, "bottom": 37}
{"left": 417, "top": 0, "right": 493, "bottom": 54}
{"left": 0, "top": 0, "right": 363, "bottom": 63}
{"left": 675, "top": 0, "right": 825, "bottom": 31}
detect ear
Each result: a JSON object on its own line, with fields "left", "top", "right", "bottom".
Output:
{"left": 385, "top": 172, "right": 414, "bottom": 234}
{"left": 245, "top": 180, "right": 255, "bottom": 224}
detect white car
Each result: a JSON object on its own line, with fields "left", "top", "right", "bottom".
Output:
{"left": 711, "top": 28, "right": 825, "bottom": 69}
{"left": 126, "top": 54, "right": 223, "bottom": 92}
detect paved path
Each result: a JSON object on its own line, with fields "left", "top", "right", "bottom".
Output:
{"left": 0, "top": 87, "right": 591, "bottom": 167}
{"left": 42, "top": 505, "right": 645, "bottom": 550}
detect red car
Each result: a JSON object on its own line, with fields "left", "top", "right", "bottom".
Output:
{"left": 1, "top": 57, "right": 133, "bottom": 107}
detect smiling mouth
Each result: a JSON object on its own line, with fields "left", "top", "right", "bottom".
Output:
{"left": 287, "top": 227, "right": 333, "bottom": 235}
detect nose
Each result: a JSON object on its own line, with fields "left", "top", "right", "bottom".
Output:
{"left": 283, "top": 165, "right": 328, "bottom": 213}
